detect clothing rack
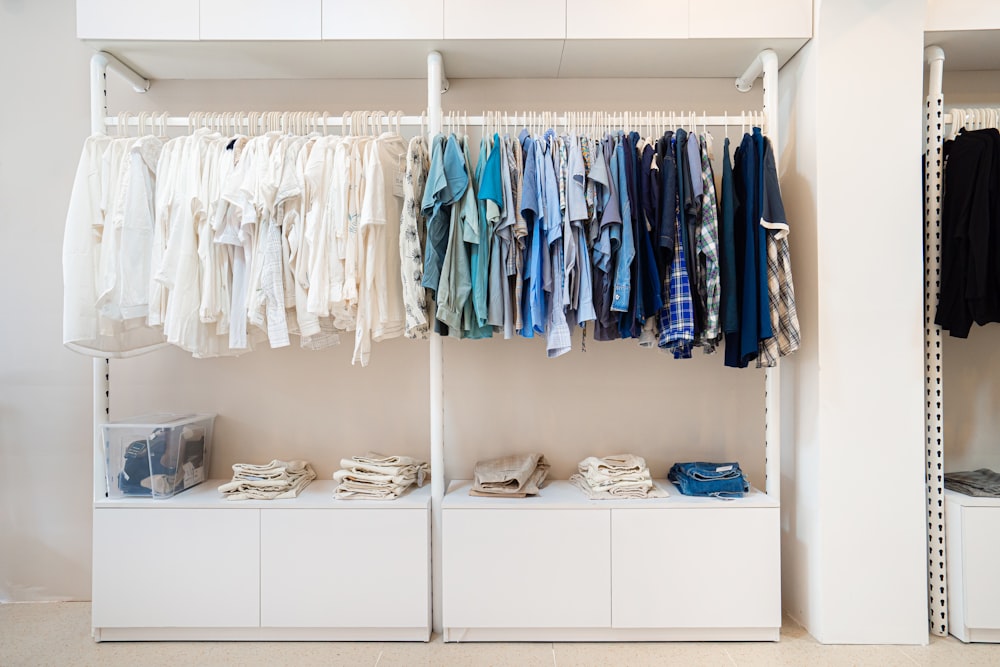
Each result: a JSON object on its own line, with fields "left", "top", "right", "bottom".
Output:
{"left": 89, "top": 48, "right": 780, "bottom": 636}
{"left": 100, "top": 112, "right": 769, "bottom": 133}
{"left": 924, "top": 44, "right": 1000, "bottom": 639}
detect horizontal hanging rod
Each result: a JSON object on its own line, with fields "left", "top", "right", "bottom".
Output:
{"left": 104, "top": 115, "right": 428, "bottom": 128}
{"left": 942, "top": 110, "right": 1000, "bottom": 125}
{"left": 104, "top": 113, "right": 766, "bottom": 130}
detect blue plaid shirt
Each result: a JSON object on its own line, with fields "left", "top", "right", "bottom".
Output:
{"left": 659, "top": 180, "right": 695, "bottom": 359}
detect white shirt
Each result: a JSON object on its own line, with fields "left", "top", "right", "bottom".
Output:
{"left": 63, "top": 135, "right": 165, "bottom": 357}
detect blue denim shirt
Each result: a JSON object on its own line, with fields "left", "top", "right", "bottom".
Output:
{"left": 611, "top": 137, "right": 635, "bottom": 313}
{"left": 520, "top": 132, "right": 547, "bottom": 337}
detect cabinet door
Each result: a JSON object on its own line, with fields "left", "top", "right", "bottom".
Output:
{"left": 611, "top": 508, "right": 780, "bottom": 628}
{"left": 444, "top": 0, "right": 565, "bottom": 39}
{"left": 443, "top": 509, "right": 610, "bottom": 628}
{"left": 961, "top": 508, "right": 1000, "bottom": 628}
{"left": 566, "top": 0, "right": 688, "bottom": 39}
{"left": 92, "top": 509, "right": 260, "bottom": 628}
{"left": 323, "top": 0, "right": 444, "bottom": 39}
{"left": 200, "top": 0, "right": 322, "bottom": 40}
{"left": 77, "top": 0, "right": 200, "bottom": 39}
{"left": 260, "top": 509, "right": 430, "bottom": 628}
{"left": 689, "top": 0, "right": 812, "bottom": 39}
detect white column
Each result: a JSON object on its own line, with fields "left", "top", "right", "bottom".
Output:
{"left": 426, "top": 50, "right": 445, "bottom": 635}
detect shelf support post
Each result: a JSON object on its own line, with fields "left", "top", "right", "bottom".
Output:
{"left": 426, "top": 49, "right": 445, "bottom": 636}
{"left": 89, "top": 52, "right": 150, "bottom": 502}
{"left": 739, "top": 48, "right": 782, "bottom": 502}
{"left": 924, "top": 43, "right": 947, "bottom": 639}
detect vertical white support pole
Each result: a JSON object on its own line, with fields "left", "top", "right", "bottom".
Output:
{"left": 924, "top": 44, "right": 948, "bottom": 638}
{"left": 90, "top": 54, "right": 110, "bottom": 502}
{"left": 759, "top": 48, "right": 781, "bottom": 503}
{"left": 426, "top": 50, "right": 445, "bottom": 635}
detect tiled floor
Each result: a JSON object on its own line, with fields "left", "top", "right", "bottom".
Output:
{"left": 1, "top": 602, "right": 999, "bottom": 666}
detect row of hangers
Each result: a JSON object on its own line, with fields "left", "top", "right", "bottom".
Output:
{"left": 478, "top": 110, "right": 766, "bottom": 142}
{"left": 109, "top": 108, "right": 767, "bottom": 141}
{"left": 111, "top": 110, "right": 412, "bottom": 138}
{"left": 948, "top": 107, "right": 1000, "bottom": 140}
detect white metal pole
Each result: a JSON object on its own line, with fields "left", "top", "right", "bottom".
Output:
{"left": 741, "top": 48, "right": 782, "bottom": 502}
{"left": 90, "top": 54, "right": 110, "bottom": 502}
{"left": 924, "top": 43, "right": 948, "bottom": 639}
{"left": 760, "top": 49, "right": 780, "bottom": 502}
{"left": 89, "top": 51, "right": 149, "bottom": 501}
{"left": 426, "top": 49, "right": 445, "bottom": 636}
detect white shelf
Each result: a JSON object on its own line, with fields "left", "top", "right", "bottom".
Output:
{"left": 944, "top": 488, "right": 1000, "bottom": 508}
{"left": 95, "top": 479, "right": 432, "bottom": 510}
{"left": 443, "top": 479, "right": 777, "bottom": 509}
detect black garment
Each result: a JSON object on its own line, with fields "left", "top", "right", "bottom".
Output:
{"left": 656, "top": 131, "right": 678, "bottom": 284}
{"left": 676, "top": 128, "right": 705, "bottom": 337}
{"left": 620, "top": 131, "right": 641, "bottom": 338}
{"left": 935, "top": 128, "right": 1000, "bottom": 337}
{"left": 725, "top": 138, "right": 748, "bottom": 368}
{"left": 592, "top": 134, "right": 621, "bottom": 341}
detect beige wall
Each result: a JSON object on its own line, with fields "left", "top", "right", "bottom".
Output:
{"left": 1, "top": 0, "right": 769, "bottom": 601}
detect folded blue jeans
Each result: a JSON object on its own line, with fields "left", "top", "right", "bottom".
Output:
{"left": 668, "top": 462, "right": 749, "bottom": 498}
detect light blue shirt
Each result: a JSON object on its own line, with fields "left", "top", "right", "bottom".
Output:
{"left": 611, "top": 137, "right": 634, "bottom": 313}
{"left": 520, "top": 132, "right": 546, "bottom": 337}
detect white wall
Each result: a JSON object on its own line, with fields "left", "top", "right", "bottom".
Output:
{"left": 778, "top": 0, "right": 929, "bottom": 645}
{"left": 777, "top": 34, "right": 821, "bottom": 636}
{"left": 0, "top": 0, "right": 97, "bottom": 602}
{"left": 0, "top": 0, "right": 768, "bottom": 601}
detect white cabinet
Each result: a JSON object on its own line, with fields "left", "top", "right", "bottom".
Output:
{"left": 611, "top": 507, "right": 780, "bottom": 630}
{"left": 77, "top": 0, "right": 200, "bottom": 40}
{"left": 566, "top": 0, "right": 688, "bottom": 39}
{"left": 689, "top": 0, "right": 812, "bottom": 39}
{"left": 442, "top": 481, "right": 780, "bottom": 642}
{"left": 260, "top": 508, "right": 430, "bottom": 629}
{"left": 443, "top": 0, "right": 566, "bottom": 39}
{"left": 92, "top": 482, "right": 431, "bottom": 641}
{"left": 200, "top": 0, "right": 322, "bottom": 40}
{"left": 322, "top": 0, "right": 444, "bottom": 39}
{"left": 945, "top": 490, "right": 1000, "bottom": 642}
{"left": 443, "top": 508, "right": 611, "bottom": 630}
{"left": 92, "top": 508, "right": 260, "bottom": 629}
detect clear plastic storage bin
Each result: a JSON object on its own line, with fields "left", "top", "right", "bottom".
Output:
{"left": 102, "top": 413, "right": 215, "bottom": 499}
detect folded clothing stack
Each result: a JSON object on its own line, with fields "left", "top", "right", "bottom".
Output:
{"left": 218, "top": 459, "right": 316, "bottom": 500}
{"left": 945, "top": 469, "right": 1000, "bottom": 498}
{"left": 570, "top": 454, "right": 667, "bottom": 499}
{"left": 334, "top": 452, "right": 429, "bottom": 500}
{"left": 668, "top": 461, "right": 749, "bottom": 499}
{"left": 471, "top": 453, "right": 550, "bottom": 497}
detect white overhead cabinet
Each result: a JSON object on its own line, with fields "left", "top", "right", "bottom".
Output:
{"left": 199, "top": 0, "right": 322, "bottom": 40}
{"left": 443, "top": 0, "right": 566, "bottom": 39}
{"left": 689, "top": 0, "right": 811, "bottom": 39}
{"left": 566, "top": 0, "right": 688, "bottom": 39}
{"left": 76, "top": 0, "right": 200, "bottom": 40}
{"left": 322, "top": 0, "right": 444, "bottom": 40}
